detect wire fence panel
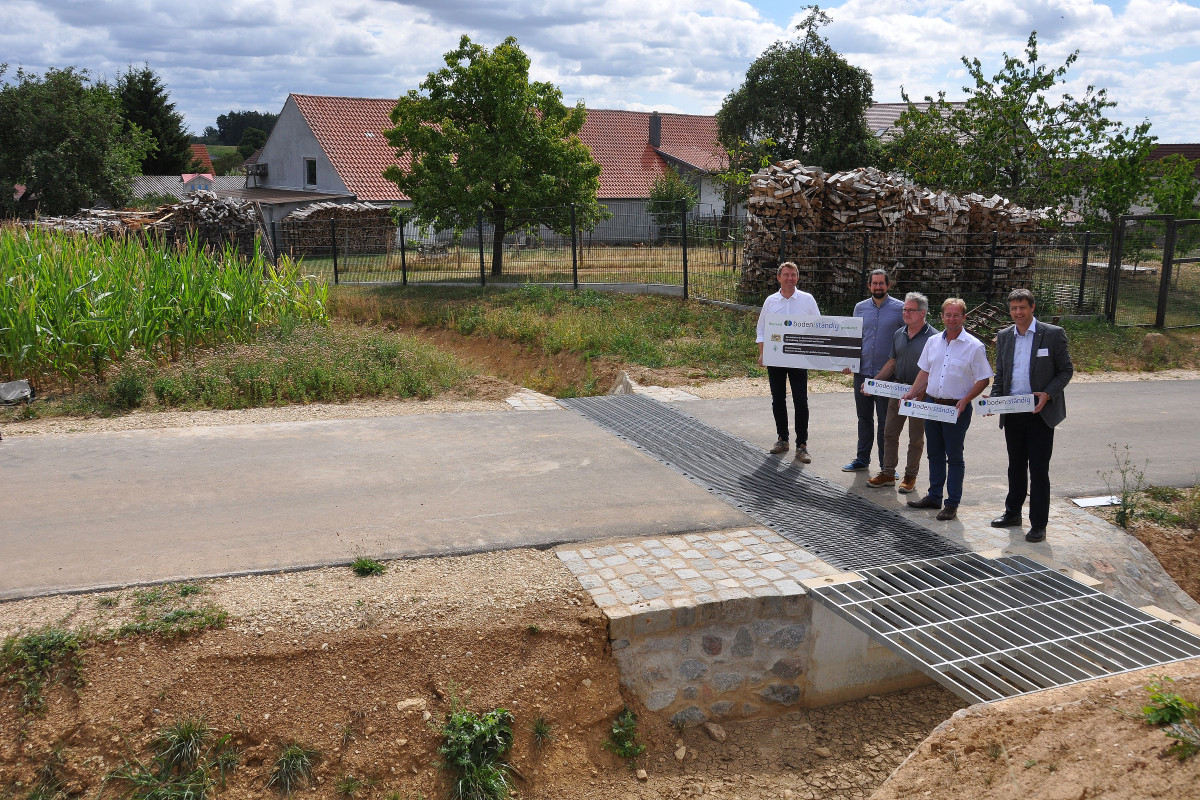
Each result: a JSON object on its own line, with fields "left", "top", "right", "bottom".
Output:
{"left": 1109, "top": 217, "right": 1171, "bottom": 327}
{"left": 1165, "top": 219, "right": 1200, "bottom": 329}
{"left": 272, "top": 203, "right": 1200, "bottom": 327}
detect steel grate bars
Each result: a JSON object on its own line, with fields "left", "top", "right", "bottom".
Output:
{"left": 811, "top": 553, "right": 1200, "bottom": 703}
{"left": 560, "top": 394, "right": 966, "bottom": 571}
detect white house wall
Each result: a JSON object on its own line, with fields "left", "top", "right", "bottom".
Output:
{"left": 258, "top": 97, "right": 350, "bottom": 196}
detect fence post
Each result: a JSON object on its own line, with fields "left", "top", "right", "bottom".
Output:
{"left": 477, "top": 210, "right": 486, "bottom": 287}
{"left": 985, "top": 230, "right": 998, "bottom": 301}
{"left": 680, "top": 199, "right": 689, "bottom": 300}
{"left": 1156, "top": 216, "right": 1178, "bottom": 328}
{"left": 331, "top": 219, "right": 339, "bottom": 285}
{"left": 860, "top": 230, "right": 870, "bottom": 296}
{"left": 570, "top": 203, "right": 579, "bottom": 290}
{"left": 1076, "top": 231, "right": 1091, "bottom": 312}
{"left": 399, "top": 213, "right": 408, "bottom": 287}
{"left": 270, "top": 220, "right": 279, "bottom": 266}
{"left": 1106, "top": 219, "right": 1127, "bottom": 323}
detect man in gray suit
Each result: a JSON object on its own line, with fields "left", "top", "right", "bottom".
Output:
{"left": 988, "top": 288, "right": 1074, "bottom": 542}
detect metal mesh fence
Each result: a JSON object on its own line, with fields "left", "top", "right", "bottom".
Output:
{"left": 271, "top": 203, "right": 1137, "bottom": 322}
{"left": 1168, "top": 220, "right": 1200, "bottom": 328}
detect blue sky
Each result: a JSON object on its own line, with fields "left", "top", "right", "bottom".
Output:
{"left": 1, "top": 1, "right": 1196, "bottom": 142}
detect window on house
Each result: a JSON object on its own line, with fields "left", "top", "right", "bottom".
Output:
{"left": 304, "top": 158, "right": 317, "bottom": 188}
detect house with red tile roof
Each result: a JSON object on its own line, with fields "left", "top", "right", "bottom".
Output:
{"left": 189, "top": 143, "right": 214, "bottom": 173}
{"left": 250, "top": 94, "right": 730, "bottom": 229}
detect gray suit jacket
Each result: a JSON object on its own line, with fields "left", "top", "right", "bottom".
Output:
{"left": 993, "top": 320, "right": 1073, "bottom": 428}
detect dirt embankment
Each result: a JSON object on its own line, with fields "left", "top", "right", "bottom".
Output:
{"left": 0, "top": 549, "right": 969, "bottom": 800}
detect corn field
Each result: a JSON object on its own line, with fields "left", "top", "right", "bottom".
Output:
{"left": 0, "top": 226, "right": 328, "bottom": 387}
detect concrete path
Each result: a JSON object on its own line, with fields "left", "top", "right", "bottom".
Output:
{"left": 2, "top": 380, "right": 1196, "bottom": 606}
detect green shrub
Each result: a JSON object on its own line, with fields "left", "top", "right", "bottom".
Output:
{"left": 438, "top": 706, "right": 514, "bottom": 800}
{"left": 0, "top": 627, "right": 83, "bottom": 714}
{"left": 267, "top": 743, "right": 319, "bottom": 795}
{"left": 108, "top": 362, "right": 148, "bottom": 409}
{"left": 604, "top": 708, "right": 645, "bottom": 762}
{"left": 1143, "top": 676, "right": 1198, "bottom": 726}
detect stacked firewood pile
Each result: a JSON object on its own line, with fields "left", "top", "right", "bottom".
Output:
{"left": 281, "top": 202, "right": 394, "bottom": 257}
{"left": 29, "top": 209, "right": 156, "bottom": 236}
{"left": 26, "top": 192, "right": 264, "bottom": 258}
{"left": 741, "top": 162, "right": 1045, "bottom": 299}
{"left": 152, "top": 191, "right": 260, "bottom": 255}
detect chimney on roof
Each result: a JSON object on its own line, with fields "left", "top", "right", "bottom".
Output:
{"left": 649, "top": 111, "right": 661, "bottom": 148}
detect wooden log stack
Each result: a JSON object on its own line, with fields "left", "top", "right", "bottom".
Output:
{"left": 740, "top": 163, "right": 1046, "bottom": 301}
{"left": 26, "top": 191, "right": 263, "bottom": 258}
{"left": 152, "top": 190, "right": 260, "bottom": 255}
{"left": 282, "top": 202, "right": 393, "bottom": 257}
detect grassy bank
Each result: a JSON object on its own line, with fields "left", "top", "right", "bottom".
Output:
{"left": 329, "top": 284, "right": 760, "bottom": 379}
{"left": 5, "top": 277, "right": 1198, "bottom": 420}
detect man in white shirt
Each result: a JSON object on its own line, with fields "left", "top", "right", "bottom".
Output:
{"left": 901, "top": 298, "right": 993, "bottom": 520}
{"left": 756, "top": 262, "right": 820, "bottom": 463}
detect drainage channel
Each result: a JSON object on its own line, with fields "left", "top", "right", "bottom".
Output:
{"left": 808, "top": 551, "right": 1200, "bottom": 704}
{"left": 562, "top": 394, "right": 1200, "bottom": 705}
{"left": 560, "top": 393, "right": 966, "bottom": 571}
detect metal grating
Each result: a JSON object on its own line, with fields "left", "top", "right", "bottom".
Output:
{"left": 560, "top": 394, "right": 967, "bottom": 570}
{"left": 809, "top": 552, "right": 1200, "bottom": 704}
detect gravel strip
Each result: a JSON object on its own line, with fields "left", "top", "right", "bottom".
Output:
{"left": 0, "top": 548, "right": 589, "bottom": 639}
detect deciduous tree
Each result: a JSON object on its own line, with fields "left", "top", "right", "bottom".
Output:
{"left": 1148, "top": 154, "right": 1200, "bottom": 219}
{"left": 886, "top": 32, "right": 1156, "bottom": 227}
{"left": 646, "top": 167, "right": 699, "bottom": 236}
{"left": 0, "top": 64, "right": 152, "bottom": 216}
{"left": 384, "top": 35, "right": 605, "bottom": 276}
{"left": 717, "top": 6, "right": 880, "bottom": 173}
{"left": 116, "top": 63, "right": 195, "bottom": 174}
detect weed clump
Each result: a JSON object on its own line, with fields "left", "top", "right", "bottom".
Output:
{"left": 350, "top": 556, "right": 387, "bottom": 577}
{"left": 604, "top": 707, "right": 646, "bottom": 763}
{"left": 268, "top": 742, "right": 320, "bottom": 795}
{"left": 1141, "top": 676, "right": 1200, "bottom": 761}
{"left": 0, "top": 627, "right": 83, "bottom": 714}
{"left": 107, "top": 715, "right": 239, "bottom": 799}
{"left": 438, "top": 702, "right": 514, "bottom": 800}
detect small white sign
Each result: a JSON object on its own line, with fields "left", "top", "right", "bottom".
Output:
{"left": 975, "top": 394, "right": 1035, "bottom": 415}
{"left": 899, "top": 399, "right": 960, "bottom": 423}
{"left": 862, "top": 378, "right": 911, "bottom": 399}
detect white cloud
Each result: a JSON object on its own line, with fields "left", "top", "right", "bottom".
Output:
{"left": 0, "top": 0, "right": 1194, "bottom": 140}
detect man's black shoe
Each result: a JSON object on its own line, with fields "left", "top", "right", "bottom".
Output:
{"left": 990, "top": 512, "right": 1022, "bottom": 528}
{"left": 1024, "top": 526, "right": 1047, "bottom": 543}
{"left": 907, "top": 495, "right": 941, "bottom": 510}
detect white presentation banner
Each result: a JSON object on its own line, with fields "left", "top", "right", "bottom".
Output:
{"left": 761, "top": 314, "right": 862, "bottom": 372}
{"left": 862, "top": 378, "right": 911, "bottom": 399}
{"left": 975, "top": 394, "right": 1035, "bottom": 415}
{"left": 899, "top": 399, "right": 960, "bottom": 423}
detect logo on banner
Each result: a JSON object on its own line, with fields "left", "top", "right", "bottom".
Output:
{"left": 784, "top": 319, "right": 793, "bottom": 327}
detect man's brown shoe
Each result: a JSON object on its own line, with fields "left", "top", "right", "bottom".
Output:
{"left": 907, "top": 495, "right": 941, "bottom": 509}
{"left": 897, "top": 475, "right": 917, "bottom": 494}
{"left": 866, "top": 472, "right": 896, "bottom": 488}
{"left": 794, "top": 445, "right": 811, "bottom": 463}
{"left": 769, "top": 439, "right": 789, "bottom": 455}
{"left": 936, "top": 506, "right": 958, "bottom": 521}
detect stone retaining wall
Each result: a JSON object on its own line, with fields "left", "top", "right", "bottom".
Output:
{"left": 610, "top": 588, "right": 929, "bottom": 727}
